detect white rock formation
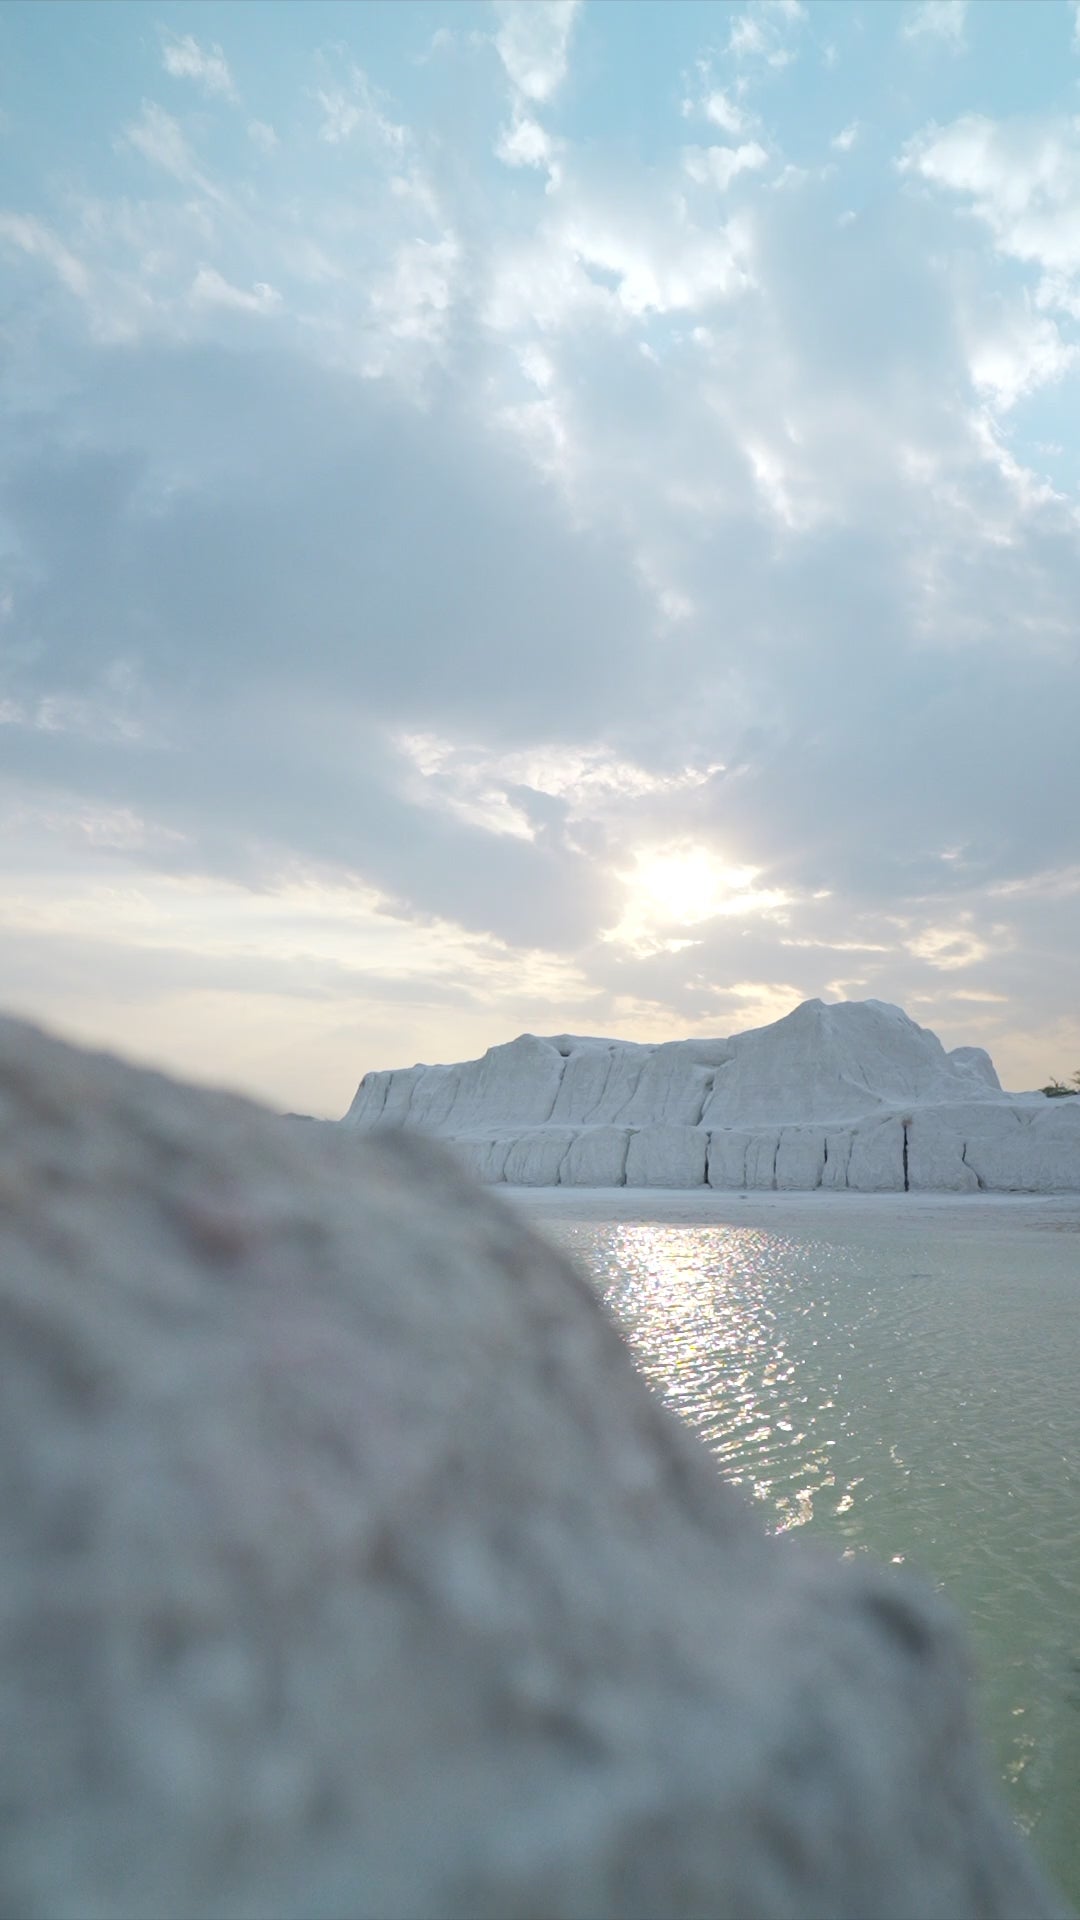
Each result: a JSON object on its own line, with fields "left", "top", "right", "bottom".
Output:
{"left": 0, "top": 1015, "right": 1069, "bottom": 1919}
{"left": 343, "top": 998, "right": 1080, "bottom": 1192}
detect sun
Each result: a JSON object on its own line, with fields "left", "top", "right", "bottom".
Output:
{"left": 603, "top": 842, "right": 791, "bottom": 955}
{"left": 630, "top": 846, "right": 762, "bottom": 927}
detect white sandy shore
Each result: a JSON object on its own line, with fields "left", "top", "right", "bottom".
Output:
{"left": 501, "top": 1186, "right": 1080, "bottom": 1236}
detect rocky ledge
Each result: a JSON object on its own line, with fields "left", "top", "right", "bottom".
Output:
{"left": 344, "top": 997, "right": 1080, "bottom": 1193}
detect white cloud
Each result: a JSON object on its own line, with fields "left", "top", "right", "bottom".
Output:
{"left": 704, "top": 89, "right": 750, "bottom": 136}
{"left": 0, "top": 212, "right": 90, "bottom": 300}
{"left": 161, "top": 33, "right": 237, "bottom": 101}
{"left": 968, "top": 304, "right": 1076, "bottom": 411}
{"left": 493, "top": 0, "right": 580, "bottom": 104}
{"left": 906, "top": 920, "right": 988, "bottom": 970}
{"left": 0, "top": 857, "right": 600, "bottom": 1115}
{"left": 901, "top": 113, "right": 1080, "bottom": 293}
{"left": 190, "top": 266, "right": 281, "bottom": 314}
{"left": 727, "top": 1, "right": 805, "bottom": 68}
{"left": 683, "top": 142, "right": 769, "bottom": 191}
{"left": 484, "top": 244, "right": 612, "bottom": 337}
{"left": 247, "top": 120, "right": 279, "bottom": 154}
{"left": 496, "top": 114, "right": 551, "bottom": 168}
{"left": 124, "top": 102, "right": 198, "bottom": 181}
{"left": 119, "top": 104, "right": 232, "bottom": 227}
{"left": 990, "top": 864, "right": 1080, "bottom": 902}
{"left": 495, "top": 110, "right": 561, "bottom": 184}
{"left": 0, "top": 202, "right": 190, "bottom": 345}
{"left": 572, "top": 215, "right": 748, "bottom": 317}
{"left": 388, "top": 168, "right": 442, "bottom": 221}
{"left": 901, "top": 1, "right": 968, "bottom": 49}
{"left": 485, "top": 182, "right": 752, "bottom": 340}
{"left": 316, "top": 90, "right": 360, "bottom": 145}
{"left": 315, "top": 64, "right": 408, "bottom": 150}
{"left": 518, "top": 343, "right": 556, "bottom": 391}
{"left": 396, "top": 732, "right": 685, "bottom": 843}
{"left": 369, "top": 235, "right": 459, "bottom": 346}
{"left": 831, "top": 122, "right": 860, "bottom": 153}
{"left": 398, "top": 733, "right": 722, "bottom": 816}
{"left": 496, "top": 392, "right": 574, "bottom": 489}
{"left": 422, "top": 27, "right": 456, "bottom": 60}
{"left": 729, "top": 16, "right": 774, "bottom": 62}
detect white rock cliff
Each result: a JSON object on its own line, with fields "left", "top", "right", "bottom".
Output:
{"left": 343, "top": 998, "right": 1080, "bottom": 1191}
{"left": 0, "top": 1014, "right": 1069, "bottom": 1918}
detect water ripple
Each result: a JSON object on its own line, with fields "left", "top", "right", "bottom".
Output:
{"left": 545, "top": 1214, "right": 1080, "bottom": 1908}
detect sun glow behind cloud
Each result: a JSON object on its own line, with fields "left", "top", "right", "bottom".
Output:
{"left": 607, "top": 845, "right": 792, "bottom": 955}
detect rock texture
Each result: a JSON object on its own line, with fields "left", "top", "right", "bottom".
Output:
{"left": 0, "top": 1013, "right": 1070, "bottom": 1919}
{"left": 344, "top": 997, "right": 1080, "bottom": 1192}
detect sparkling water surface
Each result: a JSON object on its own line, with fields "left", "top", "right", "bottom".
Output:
{"left": 519, "top": 1194, "right": 1080, "bottom": 1907}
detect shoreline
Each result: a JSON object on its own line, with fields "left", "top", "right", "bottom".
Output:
{"left": 499, "top": 1186, "right": 1080, "bottom": 1234}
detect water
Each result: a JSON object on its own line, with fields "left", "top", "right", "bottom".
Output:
{"left": 520, "top": 1194, "right": 1080, "bottom": 1907}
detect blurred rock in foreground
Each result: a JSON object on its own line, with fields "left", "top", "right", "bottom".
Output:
{"left": 0, "top": 1015, "right": 1070, "bottom": 1919}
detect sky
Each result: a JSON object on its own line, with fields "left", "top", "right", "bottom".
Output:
{"left": 2, "top": 0, "right": 1080, "bottom": 1116}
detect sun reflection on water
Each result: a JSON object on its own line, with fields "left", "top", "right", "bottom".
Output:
{"left": 577, "top": 1223, "right": 855, "bottom": 1534}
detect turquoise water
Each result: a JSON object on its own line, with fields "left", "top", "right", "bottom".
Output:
{"left": 533, "top": 1203, "right": 1080, "bottom": 1906}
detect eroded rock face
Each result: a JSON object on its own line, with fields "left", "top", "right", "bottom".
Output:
{"left": 0, "top": 1016, "right": 1069, "bottom": 1919}
{"left": 344, "top": 1000, "right": 1080, "bottom": 1192}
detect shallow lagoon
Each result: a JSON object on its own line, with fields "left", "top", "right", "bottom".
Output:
{"left": 511, "top": 1191, "right": 1080, "bottom": 1908}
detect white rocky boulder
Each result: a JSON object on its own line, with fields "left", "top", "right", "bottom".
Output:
{"left": 948, "top": 1045, "right": 1003, "bottom": 1091}
{"left": 0, "top": 1015, "right": 1068, "bottom": 1918}
{"left": 344, "top": 998, "right": 1080, "bottom": 1192}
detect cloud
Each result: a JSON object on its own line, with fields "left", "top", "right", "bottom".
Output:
{"left": 899, "top": 114, "right": 1080, "bottom": 416}
{"left": 727, "top": 1, "right": 806, "bottom": 69}
{"left": 906, "top": 918, "right": 990, "bottom": 970}
{"left": 161, "top": 33, "right": 237, "bottom": 101}
{"left": 901, "top": 112, "right": 1080, "bottom": 312}
{"left": 484, "top": 150, "right": 755, "bottom": 346}
{"left": 901, "top": 1, "right": 968, "bottom": 49}
{"left": 491, "top": 0, "right": 578, "bottom": 184}
{"left": 493, "top": 0, "right": 580, "bottom": 104}
{"left": 703, "top": 90, "right": 750, "bottom": 136}
{"left": 1, "top": 17, "right": 1079, "bottom": 1106}
{"left": 831, "top": 122, "right": 860, "bottom": 153}
{"left": 248, "top": 119, "right": 279, "bottom": 154}
{"left": 367, "top": 235, "right": 459, "bottom": 350}
{"left": 190, "top": 266, "right": 282, "bottom": 314}
{"left": 496, "top": 111, "right": 557, "bottom": 173}
{"left": 966, "top": 301, "right": 1076, "bottom": 411}
{"left": 123, "top": 101, "right": 198, "bottom": 180}
{"left": 314, "top": 61, "right": 408, "bottom": 149}
{"left": 120, "top": 101, "right": 231, "bottom": 207}
{"left": 0, "top": 213, "right": 90, "bottom": 301}
{"left": 683, "top": 143, "right": 770, "bottom": 191}
{"left": 395, "top": 734, "right": 723, "bottom": 851}
{"left": 0, "top": 338, "right": 662, "bottom": 960}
